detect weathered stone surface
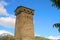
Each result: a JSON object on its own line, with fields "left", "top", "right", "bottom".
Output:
{"left": 14, "top": 6, "right": 34, "bottom": 40}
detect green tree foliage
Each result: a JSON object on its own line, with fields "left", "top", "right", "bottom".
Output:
{"left": 51, "top": 0, "right": 60, "bottom": 8}
{"left": 51, "top": 0, "right": 60, "bottom": 32}
{"left": 53, "top": 23, "right": 60, "bottom": 32}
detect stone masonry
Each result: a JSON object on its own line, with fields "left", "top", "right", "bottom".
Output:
{"left": 14, "top": 6, "right": 34, "bottom": 40}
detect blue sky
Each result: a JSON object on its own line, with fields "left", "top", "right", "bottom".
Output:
{"left": 0, "top": 0, "right": 60, "bottom": 38}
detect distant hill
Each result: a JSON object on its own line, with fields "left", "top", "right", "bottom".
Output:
{"left": 35, "top": 36, "right": 49, "bottom": 40}
{"left": 0, "top": 33, "right": 14, "bottom": 40}
{"left": 0, "top": 33, "right": 49, "bottom": 40}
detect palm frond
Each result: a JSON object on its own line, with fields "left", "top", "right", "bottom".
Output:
{"left": 58, "top": 28, "right": 60, "bottom": 32}
{"left": 53, "top": 23, "right": 60, "bottom": 28}
{"left": 51, "top": 0, "right": 60, "bottom": 8}
{"left": 53, "top": 23, "right": 60, "bottom": 32}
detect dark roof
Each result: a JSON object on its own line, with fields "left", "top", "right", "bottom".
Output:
{"left": 15, "top": 6, "right": 34, "bottom": 11}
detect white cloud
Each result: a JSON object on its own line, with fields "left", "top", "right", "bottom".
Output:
{"left": 47, "top": 36, "right": 60, "bottom": 39}
{"left": 0, "top": 17, "right": 16, "bottom": 28}
{"left": 0, "top": 1, "right": 16, "bottom": 28}
{"left": 34, "top": 34, "right": 41, "bottom": 36}
{"left": 0, "top": 1, "right": 9, "bottom": 16}
{"left": 0, "top": 30, "right": 13, "bottom": 35}
{"left": 0, "top": 1, "right": 8, "bottom": 6}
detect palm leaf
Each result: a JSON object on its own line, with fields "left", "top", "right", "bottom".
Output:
{"left": 53, "top": 23, "right": 60, "bottom": 32}
{"left": 58, "top": 28, "right": 60, "bottom": 32}
{"left": 53, "top": 23, "right": 60, "bottom": 28}
{"left": 51, "top": 0, "right": 60, "bottom": 8}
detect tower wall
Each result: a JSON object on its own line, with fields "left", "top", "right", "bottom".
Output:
{"left": 14, "top": 6, "right": 34, "bottom": 40}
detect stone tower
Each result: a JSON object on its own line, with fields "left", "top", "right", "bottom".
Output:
{"left": 14, "top": 6, "right": 34, "bottom": 40}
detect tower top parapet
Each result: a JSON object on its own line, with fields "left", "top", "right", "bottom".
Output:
{"left": 15, "top": 6, "right": 34, "bottom": 16}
